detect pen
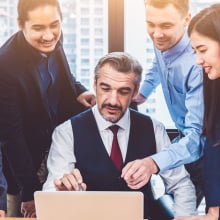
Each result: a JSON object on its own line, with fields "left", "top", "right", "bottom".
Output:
{"left": 78, "top": 183, "right": 83, "bottom": 191}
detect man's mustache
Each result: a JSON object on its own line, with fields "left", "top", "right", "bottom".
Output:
{"left": 102, "top": 103, "right": 122, "bottom": 111}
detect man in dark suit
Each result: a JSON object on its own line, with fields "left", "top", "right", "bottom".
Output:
{"left": 0, "top": 0, "right": 95, "bottom": 217}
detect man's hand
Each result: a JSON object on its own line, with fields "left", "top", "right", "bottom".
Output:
{"left": 174, "top": 215, "right": 218, "bottom": 220}
{"left": 54, "top": 168, "right": 86, "bottom": 191}
{"left": 174, "top": 207, "right": 220, "bottom": 220}
{"left": 121, "top": 157, "right": 158, "bottom": 189}
{"left": 77, "top": 91, "right": 96, "bottom": 107}
{"left": 21, "top": 200, "right": 36, "bottom": 218}
{"left": 132, "top": 93, "right": 146, "bottom": 105}
{"left": 0, "top": 210, "right": 5, "bottom": 217}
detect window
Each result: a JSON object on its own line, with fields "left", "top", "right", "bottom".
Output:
{"left": 94, "top": 17, "right": 103, "bottom": 25}
{"left": 94, "top": 48, "right": 103, "bottom": 56}
{"left": 94, "top": 28, "right": 103, "bottom": 35}
{"left": 124, "top": 0, "right": 220, "bottom": 128}
{"left": 80, "top": 17, "right": 90, "bottom": 26}
{"left": 81, "top": 38, "right": 90, "bottom": 46}
{"left": 0, "top": 0, "right": 219, "bottom": 129}
{"left": 94, "top": 7, "right": 103, "bottom": 15}
{"left": 81, "top": 68, "right": 90, "bottom": 76}
{"left": 94, "top": 38, "right": 103, "bottom": 46}
{"left": 81, "top": 48, "right": 90, "bottom": 55}
{"left": 80, "top": 7, "right": 89, "bottom": 15}
{"left": 80, "top": 28, "right": 90, "bottom": 35}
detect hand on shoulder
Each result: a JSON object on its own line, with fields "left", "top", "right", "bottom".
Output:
{"left": 0, "top": 210, "right": 5, "bottom": 217}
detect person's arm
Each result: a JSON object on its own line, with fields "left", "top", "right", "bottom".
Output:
{"left": 151, "top": 65, "right": 204, "bottom": 171}
{"left": 60, "top": 45, "right": 96, "bottom": 108}
{"left": 68, "top": 73, "right": 96, "bottom": 108}
{"left": 132, "top": 57, "right": 160, "bottom": 104}
{"left": 153, "top": 119, "right": 197, "bottom": 216}
{"left": 0, "top": 69, "right": 41, "bottom": 217}
{"left": 0, "top": 147, "right": 6, "bottom": 213}
{"left": 0, "top": 210, "right": 5, "bottom": 217}
{"left": 0, "top": 70, "right": 41, "bottom": 201}
{"left": 174, "top": 207, "right": 219, "bottom": 220}
{"left": 43, "top": 120, "right": 75, "bottom": 191}
{"left": 77, "top": 91, "right": 96, "bottom": 108}
{"left": 160, "top": 167, "right": 197, "bottom": 217}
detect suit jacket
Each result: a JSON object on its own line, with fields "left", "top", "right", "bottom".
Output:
{"left": 0, "top": 31, "right": 87, "bottom": 201}
{"left": 0, "top": 146, "right": 6, "bottom": 211}
{"left": 203, "top": 120, "right": 220, "bottom": 208}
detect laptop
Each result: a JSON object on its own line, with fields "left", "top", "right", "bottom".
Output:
{"left": 34, "top": 191, "right": 144, "bottom": 220}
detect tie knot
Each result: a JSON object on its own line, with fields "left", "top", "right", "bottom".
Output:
{"left": 109, "top": 125, "right": 119, "bottom": 135}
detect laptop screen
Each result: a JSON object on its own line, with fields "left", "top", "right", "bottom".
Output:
{"left": 34, "top": 191, "right": 144, "bottom": 220}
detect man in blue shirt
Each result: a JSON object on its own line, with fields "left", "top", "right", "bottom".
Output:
{"left": 133, "top": 0, "right": 204, "bottom": 206}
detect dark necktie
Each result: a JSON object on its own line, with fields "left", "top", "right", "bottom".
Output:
{"left": 109, "top": 125, "right": 123, "bottom": 171}
{"left": 38, "top": 54, "right": 60, "bottom": 118}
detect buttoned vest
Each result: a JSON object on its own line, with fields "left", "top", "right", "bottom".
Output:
{"left": 71, "top": 109, "right": 156, "bottom": 219}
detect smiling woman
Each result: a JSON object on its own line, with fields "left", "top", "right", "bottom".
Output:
{"left": 174, "top": 3, "right": 220, "bottom": 220}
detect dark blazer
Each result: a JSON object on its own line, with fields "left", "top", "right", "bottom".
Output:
{"left": 0, "top": 146, "right": 7, "bottom": 211}
{"left": 0, "top": 31, "right": 87, "bottom": 201}
{"left": 203, "top": 122, "right": 220, "bottom": 208}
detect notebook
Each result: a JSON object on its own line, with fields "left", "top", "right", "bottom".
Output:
{"left": 34, "top": 191, "right": 144, "bottom": 220}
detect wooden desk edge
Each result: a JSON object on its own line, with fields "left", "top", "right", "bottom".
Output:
{"left": 1, "top": 219, "right": 148, "bottom": 220}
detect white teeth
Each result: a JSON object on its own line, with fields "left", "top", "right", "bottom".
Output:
{"left": 204, "top": 66, "right": 211, "bottom": 73}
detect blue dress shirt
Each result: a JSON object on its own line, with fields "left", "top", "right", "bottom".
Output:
{"left": 140, "top": 31, "right": 204, "bottom": 171}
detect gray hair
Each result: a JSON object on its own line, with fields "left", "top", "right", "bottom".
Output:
{"left": 94, "top": 52, "right": 142, "bottom": 86}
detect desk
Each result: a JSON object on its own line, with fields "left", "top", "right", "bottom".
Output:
{"left": 0, "top": 219, "right": 148, "bottom": 220}
{"left": 1, "top": 219, "right": 35, "bottom": 220}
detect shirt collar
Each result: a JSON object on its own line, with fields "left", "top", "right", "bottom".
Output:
{"left": 92, "top": 105, "right": 130, "bottom": 131}
{"left": 159, "top": 30, "right": 190, "bottom": 64}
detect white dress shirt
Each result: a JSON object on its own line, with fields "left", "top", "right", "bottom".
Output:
{"left": 43, "top": 105, "right": 197, "bottom": 216}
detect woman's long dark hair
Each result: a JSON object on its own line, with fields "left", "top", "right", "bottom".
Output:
{"left": 202, "top": 75, "right": 220, "bottom": 141}
{"left": 188, "top": 4, "right": 220, "bottom": 141}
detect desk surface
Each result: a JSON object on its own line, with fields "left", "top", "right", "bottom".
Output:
{"left": 0, "top": 217, "right": 147, "bottom": 220}
{"left": 2, "top": 219, "right": 35, "bottom": 220}
{"left": 2, "top": 219, "right": 148, "bottom": 220}
{"left": 1, "top": 219, "right": 36, "bottom": 220}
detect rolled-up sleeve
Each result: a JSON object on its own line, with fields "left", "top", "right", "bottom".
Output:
{"left": 140, "top": 57, "right": 160, "bottom": 98}
{"left": 152, "top": 119, "right": 197, "bottom": 216}
{"left": 43, "top": 120, "right": 75, "bottom": 191}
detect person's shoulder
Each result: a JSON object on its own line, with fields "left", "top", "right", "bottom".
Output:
{"left": 0, "top": 32, "right": 31, "bottom": 76}
{"left": 0, "top": 32, "right": 22, "bottom": 62}
{"left": 71, "top": 108, "right": 92, "bottom": 121}
{"left": 130, "top": 109, "right": 152, "bottom": 121}
{"left": 0, "top": 32, "right": 18, "bottom": 52}
{"left": 150, "top": 117, "right": 166, "bottom": 129}
{"left": 55, "top": 119, "right": 72, "bottom": 132}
